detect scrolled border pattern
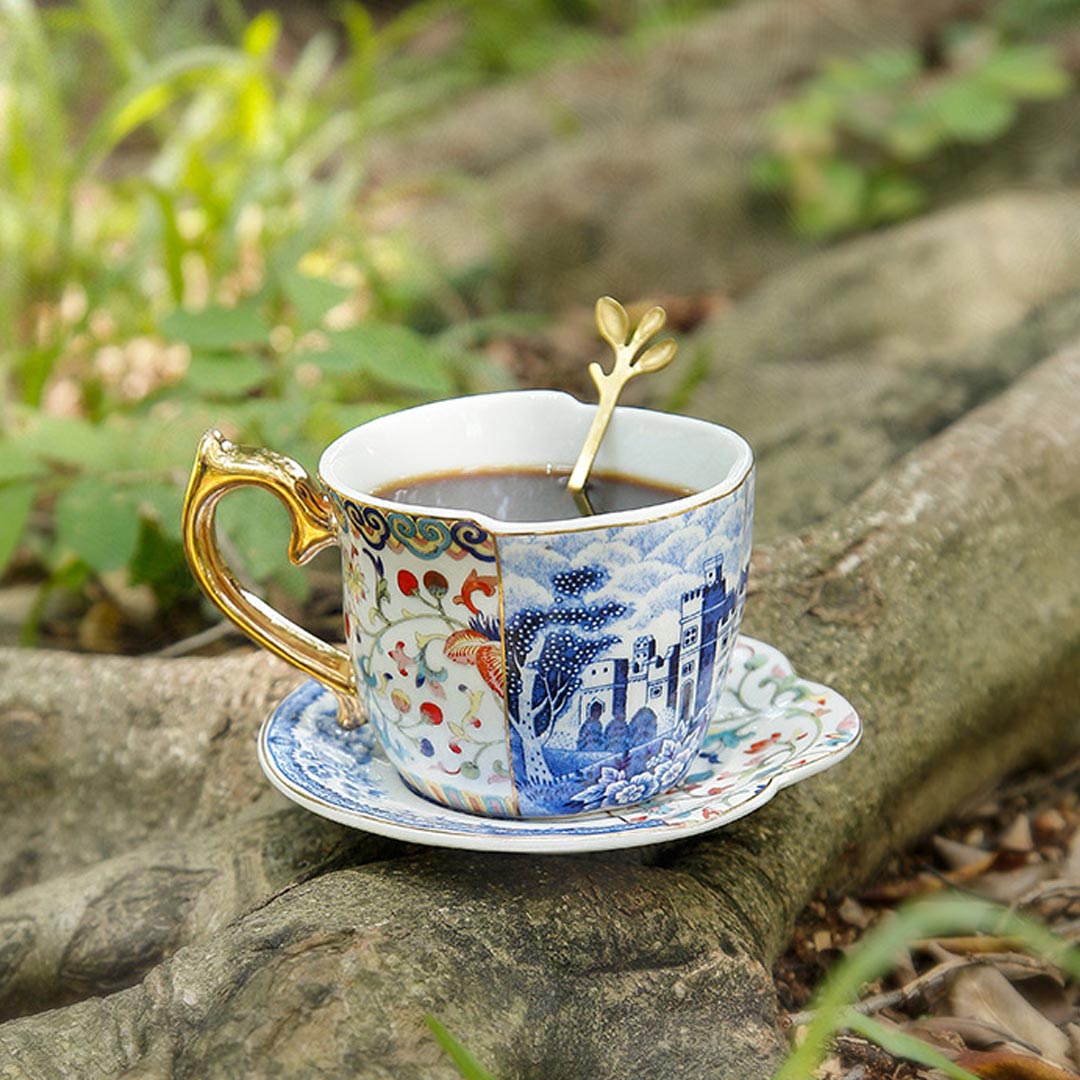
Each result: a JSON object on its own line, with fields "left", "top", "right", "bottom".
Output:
{"left": 330, "top": 493, "right": 496, "bottom": 562}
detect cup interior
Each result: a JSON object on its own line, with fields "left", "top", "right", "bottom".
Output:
{"left": 319, "top": 390, "right": 752, "bottom": 530}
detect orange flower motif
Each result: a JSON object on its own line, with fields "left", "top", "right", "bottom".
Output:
{"left": 445, "top": 628, "right": 505, "bottom": 697}
{"left": 453, "top": 569, "right": 498, "bottom": 615}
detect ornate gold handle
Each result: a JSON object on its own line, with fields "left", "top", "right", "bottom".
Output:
{"left": 182, "top": 430, "right": 359, "bottom": 715}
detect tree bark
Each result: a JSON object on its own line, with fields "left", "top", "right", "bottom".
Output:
{"left": 0, "top": 333, "right": 1077, "bottom": 1077}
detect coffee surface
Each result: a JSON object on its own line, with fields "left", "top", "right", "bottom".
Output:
{"left": 373, "top": 467, "right": 692, "bottom": 522}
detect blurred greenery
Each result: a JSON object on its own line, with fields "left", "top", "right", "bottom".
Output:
{"left": 6, "top": 0, "right": 1073, "bottom": 649}
{"left": 0, "top": 0, "right": 721, "bottom": 647}
{"left": 753, "top": 0, "right": 1077, "bottom": 237}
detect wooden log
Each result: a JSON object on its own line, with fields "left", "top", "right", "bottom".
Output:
{"left": 1, "top": 338, "right": 1076, "bottom": 1078}
{"left": 635, "top": 191, "right": 1080, "bottom": 541}
{"left": 0, "top": 796, "right": 391, "bottom": 1020}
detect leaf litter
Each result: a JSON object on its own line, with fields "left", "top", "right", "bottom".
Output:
{"left": 776, "top": 754, "right": 1080, "bottom": 1079}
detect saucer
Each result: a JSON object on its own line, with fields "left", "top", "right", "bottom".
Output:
{"left": 258, "top": 635, "right": 861, "bottom": 853}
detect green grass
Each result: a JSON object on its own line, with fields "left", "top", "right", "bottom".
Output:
{"left": 776, "top": 893, "right": 1080, "bottom": 1078}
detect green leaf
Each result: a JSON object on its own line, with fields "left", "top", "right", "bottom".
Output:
{"left": 425, "top": 1017, "right": 496, "bottom": 1080}
{"left": 14, "top": 416, "right": 130, "bottom": 471}
{"left": 129, "top": 483, "right": 185, "bottom": 542}
{"left": 54, "top": 477, "right": 142, "bottom": 573}
{"left": 242, "top": 10, "right": 280, "bottom": 59}
{"left": 0, "top": 442, "right": 45, "bottom": 484}
{"left": 237, "top": 398, "right": 312, "bottom": 447}
{"left": 215, "top": 487, "right": 310, "bottom": 600}
{"left": 0, "top": 482, "right": 36, "bottom": 575}
{"left": 302, "top": 400, "right": 396, "bottom": 446}
{"left": 304, "top": 349, "right": 357, "bottom": 376}
{"left": 821, "top": 47, "right": 919, "bottom": 99}
{"left": 884, "top": 98, "right": 945, "bottom": 161}
{"left": 865, "top": 173, "right": 926, "bottom": 224}
{"left": 280, "top": 271, "right": 352, "bottom": 329}
{"left": 766, "top": 88, "right": 838, "bottom": 140}
{"left": 979, "top": 44, "right": 1071, "bottom": 100}
{"left": 324, "top": 323, "right": 456, "bottom": 396}
{"left": 994, "top": 0, "right": 1080, "bottom": 36}
{"left": 185, "top": 355, "right": 270, "bottom": 398}
{"left": 792, "top": 159, "right": 867, "bottom": 237}
{"left": 861, "top": 47, "right": 921, "bottom": 86}
{"left": 748, "top": 154, "right": 791, "bottom": 192}
{"left": 125, "top": 403, "right": 220, "bottom": 473}
{"left": 128, "top": 522, "right": 193, "bottom": 606}
{"left": 161, "top": 303, "right": 269, "bottom": 351}
{"left": 930, "top": 82, "right": 1017, "bottom": 143}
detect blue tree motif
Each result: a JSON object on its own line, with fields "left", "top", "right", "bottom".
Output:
{"left": 503, "top": 565, "right": 627, "bottom": 785}
{"left": 530, "top": 628, "right": 616, "bottom": 738}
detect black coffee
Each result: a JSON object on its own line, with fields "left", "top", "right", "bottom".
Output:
{"left": 373, "top": 467, "right": 692, "bottom": 522}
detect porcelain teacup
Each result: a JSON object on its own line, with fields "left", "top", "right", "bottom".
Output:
{"left": 183, "top": 390, "right": 753, "bottom": 818}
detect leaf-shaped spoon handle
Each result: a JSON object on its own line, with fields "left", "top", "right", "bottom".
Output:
{"left": 567, "top": 296, "right": 679, "bottom": 501}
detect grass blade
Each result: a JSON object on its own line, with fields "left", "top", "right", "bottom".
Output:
{"left": 775, "top": 894, "right": 1080, "bottom": 1079}
{"left": 844, "top": 1011, "right": 980, "bottom": 1080}
{"left": 425, "top": 1016, "right": 496, "bottom": 1080}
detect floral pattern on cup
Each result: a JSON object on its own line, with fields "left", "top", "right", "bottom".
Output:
{"left": 330, "top": 473, "right": 753, "bottom": 819}
{"left": 336, "top": 506, "right": 518, "bottom": 817}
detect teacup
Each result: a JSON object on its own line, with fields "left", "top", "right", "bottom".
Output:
{"left": 183, "top": 391, "right": 753, "bottom": 818}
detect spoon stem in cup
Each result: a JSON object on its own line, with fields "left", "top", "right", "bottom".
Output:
{"left": 567, "top": 297, "right": 680, "bottom": 507}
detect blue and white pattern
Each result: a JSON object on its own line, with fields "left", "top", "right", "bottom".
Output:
{"left": 496, "top": 480, "right": 754, "bottom": 816}
{"left": 259, "top": 635, "right": 862, "bottom": 853}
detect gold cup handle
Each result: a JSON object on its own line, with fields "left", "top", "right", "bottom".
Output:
{"left": 182, "top": 430, "right": 361, "bottom": 721}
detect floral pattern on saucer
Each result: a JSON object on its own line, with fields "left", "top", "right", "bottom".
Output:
{"left": 258, "top": 636, "right": 861, "bottom": 853}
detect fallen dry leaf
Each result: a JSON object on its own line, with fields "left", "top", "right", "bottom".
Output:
{"left": 936, "top": 836, "right": 997, "bottom": 870}
{"left": 974, "top": 864, "right": 1056, "bottom": 904}
{"left": 1033, "top": 810, "right": 1068, "bottom": 845}
{"left": 916, "top": 937, "right": 1031, "bottom": 955}
{"left": 905, "top": 1014, "right": 1038, "bottom": 1055}
{"left": 953, "top": 1049, "right": 1080, "bottom": 1079}
{"left": 950, "top": 967, "right": 1072, "bottom": 1066}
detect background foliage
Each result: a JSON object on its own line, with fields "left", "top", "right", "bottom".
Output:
{"left": 1, "top": 0, "right": 662, "bottom": 645}
{"left": 1, "top": 0, "right": 1077, "bottom": 649}
{"left": 753, "top": 0, "right": 1076, "bottom": 236}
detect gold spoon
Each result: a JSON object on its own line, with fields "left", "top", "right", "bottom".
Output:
{"left": 568, "top": 296, "right": 679, "bottom": 514}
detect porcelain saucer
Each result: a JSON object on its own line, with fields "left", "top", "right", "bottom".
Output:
{"left": 258, "top": 635, "right": 861, "bottom": 853}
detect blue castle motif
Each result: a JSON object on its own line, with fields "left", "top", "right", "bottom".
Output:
{"left": 551, "top": 555, "right": 744, "bottom": 756}
{"left": 510, "top": 556, "right": 749, "bottom": 813}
